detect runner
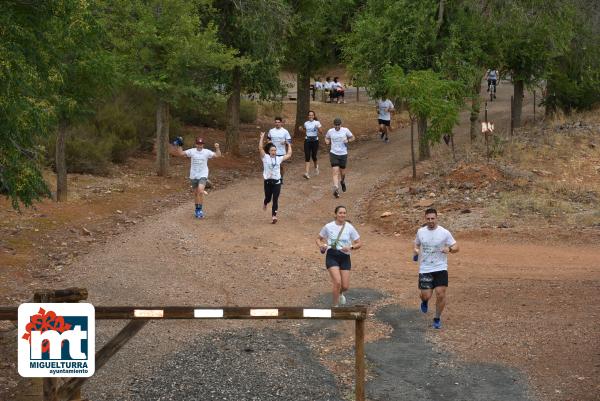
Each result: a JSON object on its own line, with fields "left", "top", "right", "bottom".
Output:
{"left": 298, "top": 110, "right": 323, "bottom": 179}
{"left": 325, "top": 117, "right": 355, "bottom": 198}
{"left": 316, "top": 205, "right": 362, "bottom": 306}
{"left": 267, "top": 116, "right": 292, "bottom": 184}
{"left": 169, "top": 137, "right": 221, "bottom": 219}
{"left": 259, "top": 131, "right": 292, "bottom": 224}
{"left": 413, "top": 208, "right": 459, "bottom": 329}
{"left": 376, "top": 97, "right": 395, "bottom": 143}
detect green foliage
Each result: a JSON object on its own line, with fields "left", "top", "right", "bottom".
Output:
{"left": 210, "top": 0, "right": 289, "bottom": 98}
{"left": 545, "top": 1, "right": 600, "bottom": 112}
{"left": 177, "top": 97, "right": 257, "bottom": 128}
{"left": 106, "top": 0, "right": 238, "bottom": 104}
{"left": 343, "top": 0, "right": 440, "bottom": 97}
{"left": 285, "top": 0, "right": 355, "bottom": 73}
{"left": 492, "top": 0, "right": 575, "bottom": 85}
{"left": 384, "top": 67, "right": 463, "bottom": 143}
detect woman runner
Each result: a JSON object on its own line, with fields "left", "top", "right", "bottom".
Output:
{"left": 316, "top": 206, "right": 362, "bottom": 306}
{"left": 259, "top": 131, "right": 292, "bottom": 223}
{"left": 298, "top": 110, "right": 323, "bottom": 179}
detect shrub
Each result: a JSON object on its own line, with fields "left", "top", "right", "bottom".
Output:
{"left": 176, "top": 96, "right": 258, "bottom": 128}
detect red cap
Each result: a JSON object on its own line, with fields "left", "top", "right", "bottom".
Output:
{"left": 195, "top": 137, "right": 204, "bottom": 144}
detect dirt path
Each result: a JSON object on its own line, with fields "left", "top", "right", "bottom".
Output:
{"left": 38, "top": 83, "right": 599, "bottom": 401}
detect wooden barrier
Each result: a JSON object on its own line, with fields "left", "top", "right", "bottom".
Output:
{"left": 1, "top": 290, "right": 368, "bottom": 401}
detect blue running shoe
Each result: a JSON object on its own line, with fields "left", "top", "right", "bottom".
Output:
{"left": 195, "top": 209, "right": 204, "bottom": 219}
{"left": 420, "top": 300, "right": 428, "bottom": 313}
{"left": 433, "top": 317, "right": 442, "bottom": 329}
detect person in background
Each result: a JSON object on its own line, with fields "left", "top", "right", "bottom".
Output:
{"left": 298, "top": 110, "right": 323, "bottom": 179}
{"left": 259, "top": 132, "right": 292, "bottom": 223}
{"left": 267, "top": 116, "right": 292, "bottom": 184}
{"left": 325, "top": 117, "right": 354, "bottom": 198}
{"left": 169, "top": 137, "right": 221, "bottom": 219}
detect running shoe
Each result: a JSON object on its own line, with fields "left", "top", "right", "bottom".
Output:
{"left": 195, "top": 209, "right": 204, "bottom": 219}
{"left": 340, "top": 180, "right": 346, "bottom": 192}
{"left": 384, "top": 137, "right": 389, "bottom": 143}
{"left": 315, "top": 166, "right": 320, "bottom": 175}
{"left": 433, "top": 317, "right": 442, "bottom": 329}
{"left": 339, "top": 293, "right": 346, "bottom": 305}
{"left": 420, "top": 300, "right": 428, "bottom": 313}
{"left": 303, "top": 173, "right": 310, "bottom": 179}
{"left": 272, "top": 216, "right": 278, "bottom": 224}
{"left": 333, "top": 188, "right": 340, "bottom": 198}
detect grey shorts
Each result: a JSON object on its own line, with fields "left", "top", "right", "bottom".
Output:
{"left": 190, "top": 177, "right": 208, "bottom": 189}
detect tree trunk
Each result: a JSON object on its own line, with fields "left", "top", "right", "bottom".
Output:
{"left": 417, "top": 115, "right": 430, "bottom": 161}
{"left": 410, "top": 117, "right": 416, "bottom": 180}
{"left": 513, "top": 79, "right": 524, "bottom": 128}
{"left": 294, "top": 69, "right": 311, "bottom": 138}
{"left": 156, "top": 98, "right": 170, "bottom": 176}
{"left": 55, "top": 121, "right": 68, "bottom": 202}
{"left": 225, "top": 66, "right": 242, "bottom": 156}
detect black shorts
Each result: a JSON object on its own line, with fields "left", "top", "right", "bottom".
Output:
{"left": 418, "top": 270, "right": 448, "bottom": 289}
{"left": 329, "top": 153, "right": 348, "bottom": 169}
{"left": 304, "top": 139, "right": 319, "bottom": 162}
{"left": 325, "top": 249, "right": 351, "bottom": 270}
{"left": 378, "top": 119, "right": 391, "bottom": 126}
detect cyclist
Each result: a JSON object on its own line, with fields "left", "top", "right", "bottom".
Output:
{"left": 486, "top": 69, "right": 499, "bottom": 99}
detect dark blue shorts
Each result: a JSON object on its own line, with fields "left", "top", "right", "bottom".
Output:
{"left": 325, "top": 249, "right": 351, "bottom": 270}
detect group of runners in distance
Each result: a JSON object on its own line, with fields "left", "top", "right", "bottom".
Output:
{"left": 168, "top": 102, "right": 459, "bottom": 330}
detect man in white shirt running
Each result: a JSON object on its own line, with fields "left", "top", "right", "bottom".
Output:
{"left": 376, "top": 98, "right": 394, "bottom": 143}
{"left": 267, "top": 116, "right": 292, "bottom": 184}
{"left": 170, "top": 137, "right": 222, "bottom": 219}
{"left": 325, "top": 117, "right": 355, "bottom": 198}
{"left": 413, "top": 208, "right": 459, "bottom": 329}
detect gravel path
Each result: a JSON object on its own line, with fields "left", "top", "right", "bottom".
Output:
{"left": 126, "top": 329, "right": 345, "bottom": 401}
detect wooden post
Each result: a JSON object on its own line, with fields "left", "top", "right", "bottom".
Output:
{"left": 355, "top": 318, "right": 365, "bottom": 401}
{"left": 57, "top": 320, "right": 148, "bottom": 401}
{"left": 533, "top": 90, "right": 536, "bottom": 122}
{"left": 34, "top": 289, "right": 87, "bottom": 401}
{"left": 356, "top": 86, "right": 360, "bottom": 102}
{"left": 484, "top": 102, "right": 490, "bottom": 162}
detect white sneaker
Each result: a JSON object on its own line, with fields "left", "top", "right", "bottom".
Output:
{"left": 315, "top": 166, "right": 319, "bottom": 175}
{"left": 339, "top": 293, "right": 346, "bottom": 305}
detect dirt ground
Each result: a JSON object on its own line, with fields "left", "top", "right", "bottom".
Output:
{"left": 1, "top": 80, "right": 599, "bottom": 401}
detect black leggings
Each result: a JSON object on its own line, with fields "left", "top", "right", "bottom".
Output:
{"left": 263, "top": 179, "right": 281, "bottom": 216}
{"left": 304, "top": 139, "right": 319, "bottom": 162}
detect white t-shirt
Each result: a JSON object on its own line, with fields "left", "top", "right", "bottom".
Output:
{"left": 414, "top": 225, "right": 456, "bottom": 273}
{"left": 262, "top": 154, "right": 283, "bottom": 180}
{"left": 319, "top": 221, "right": 360, "bottom": 255}
{"left": 377, "top": 99, "right": 394, "bottom": 121}
{"left": 267, "top": 127, "right": 291, "bottom": 156}
{"left": 184, "top": 148, "right": 216, "bottom": 179}
{"left": 315, "top": 81, "right": 324, "bottom": 90}
{"left": 324, "top": 81, "right": 333, "bottom": 90}
{"left": 326, "top": 127, "right": 353, "bottom": 156}
{"left": 304, "top": 120, "right": 322, "bottom": 139}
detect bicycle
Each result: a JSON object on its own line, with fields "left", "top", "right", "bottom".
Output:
{"left": 488, "top": 79, "right": 497, "bottom": 102}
